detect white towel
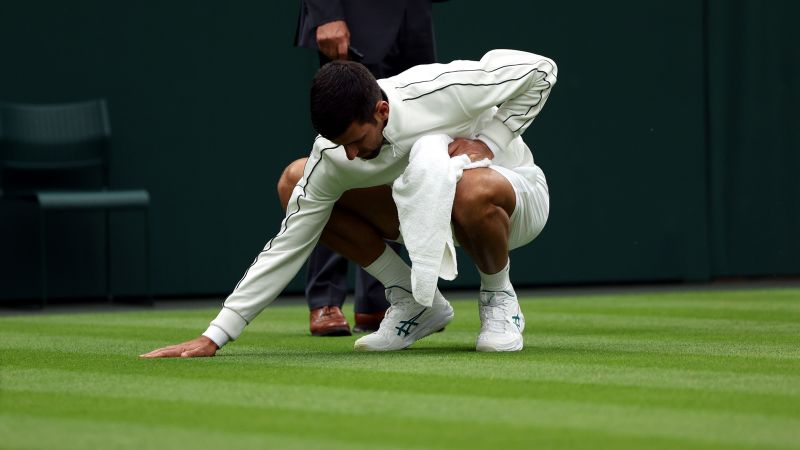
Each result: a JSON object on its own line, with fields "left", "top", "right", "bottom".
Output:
{"left": 392, "top": 134, "right": 491, "bottom": 306}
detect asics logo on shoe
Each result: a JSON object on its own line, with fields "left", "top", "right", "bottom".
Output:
{"left": 512, "top": 314, "right": 522, "bottom": 330}
{"left": 395, "top": 308, "right": 426, "bottom": 336}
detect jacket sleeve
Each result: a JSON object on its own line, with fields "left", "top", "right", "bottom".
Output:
{"left": 203, "top": 149, "right": 343, "bottom": 346}
{"left": 302, "top": 0, "right": 345, "bottom": 29}
{"left": 395, "top": 49, "right": 558, "bottom": 153}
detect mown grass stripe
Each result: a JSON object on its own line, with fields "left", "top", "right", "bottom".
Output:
{"left": 4, "top": 348, "right": 797, "bottom": 418}
{"left": 6, "top": 308, "right": 799, "bottom": 340}
{"left": 4, "top": 322, "right": 798, "bottom": 360}
{"left": 0, "top": 413, "right": 406, "bottom": 450}
{"left": 527, "top": 288, "right": 800, "bottom": 309}
{"left": 2, "top": 332, "right": 799, "bottom": 397}
{"left": 2, "top": 288, "right": 798, "bottom": 326}
{"left": 3, "top": 397, "right": 758, "bottom": 450}
{"left": 530, "top": 311, "right": 800, "bottom": 334}
{"left": 179, "top": 356, "right": 800, "bottom": 397}
{"left": 2, "top": 324, "right": 797, "bottom": 360}
{"left": 3, "top": 368, "right": 799, "bottom": 449}
{"left": 522, "top": 334, "right": 800, "bottom": 359}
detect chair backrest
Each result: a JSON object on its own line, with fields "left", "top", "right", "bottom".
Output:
{"left": 0, "top": 99, "right": 111, "bottom": 194}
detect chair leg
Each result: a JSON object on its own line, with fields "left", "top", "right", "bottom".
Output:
{"left": 105, "top": 211, "right": 113, "bottom": 303}
{"left": 39, "top": 209, "right": 48, "bottom": 308}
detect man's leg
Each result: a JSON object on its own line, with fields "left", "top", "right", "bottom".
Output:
{"left": 305, "top": 245, "right": 352, "bottom": 336}
{"left": 344, "top": 188, "right": 399, "bottom": 333}
{"left": 278, "top": 159, "right": 353, "bottom": 336}
{"left": 451, "top": 168, "right": 526, "bottom": 352}
{"left": 306, "top": 246, "right": 348, "bottom": 308}
{"left": 278, "top": 158, "right": 453, "bottom": 351}
{"left": 352, "top": 252, "right": 393, "bottom": 333}
{"left": 316, "top": 184, "right": 455, "bottom": 351}
{"left": 451, "top": 168, "right": 516, "bottom": 273}
{"left": 278, "top": 158, "right": 406, "bottom": 283}
{"left": 279, "top": 160, "right": 402, "bottom": 263}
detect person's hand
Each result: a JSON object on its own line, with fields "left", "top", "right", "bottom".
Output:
{"left": 139, "top": 336, "right": 219, "bottom": 358}
{"left": 448, "top": 138, "right": 495, "bottom": 162}
{"left": 316, "top": 20, "right": 350, "bottom": 61}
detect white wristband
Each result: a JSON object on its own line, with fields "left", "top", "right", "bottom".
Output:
{"left": 202, "top": 325, "right": 231, "bottom": 348}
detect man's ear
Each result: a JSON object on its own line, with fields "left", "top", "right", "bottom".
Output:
{"left": 375, "top": 100, "right": 389, "bottom": 121}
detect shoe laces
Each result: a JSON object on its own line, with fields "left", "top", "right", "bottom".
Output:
{"left": 479, "top": 291, "right": 518, "bottom": 333}
{"left": 378, "top": 288, "right": 417, "bottom": 334}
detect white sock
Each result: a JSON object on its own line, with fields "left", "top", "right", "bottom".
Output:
{"left": 478, "top": 259, "right": 513, "bottom": 292}
{"left": 363, "top": 244, "right": 412, "bottom": 292}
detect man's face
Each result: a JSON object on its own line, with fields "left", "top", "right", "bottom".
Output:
{"left": 332, "top": 100, "right": 390, "bottom": 161}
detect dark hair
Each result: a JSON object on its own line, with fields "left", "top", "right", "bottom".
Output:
{"left": 310, "top": 60, "right": 382, "bottom": 140}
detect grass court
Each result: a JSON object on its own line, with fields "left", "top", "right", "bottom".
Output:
{"left": 1, "top": 287, "right": 799, "bottom": 449}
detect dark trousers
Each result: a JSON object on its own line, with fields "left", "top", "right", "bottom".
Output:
{"left": 306, "top": 243, "right": 402, "bottom": 313}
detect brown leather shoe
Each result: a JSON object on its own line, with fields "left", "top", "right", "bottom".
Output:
{"left": 309, "top": 306, "right": 352, "bottom": 336}
{"left": 352, "top": 310, "right": 387, "bottom": 333}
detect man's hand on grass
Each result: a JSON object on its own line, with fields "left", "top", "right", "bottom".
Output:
{"left": 140, "top": 336, "right": 218, "bottom": 358}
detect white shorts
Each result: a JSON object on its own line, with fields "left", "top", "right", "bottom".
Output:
{"left": 391, "top": 164, "right": 549, "bottom": 250}
{"left": 489, "top": 164, "right": 550, "bottom": 250}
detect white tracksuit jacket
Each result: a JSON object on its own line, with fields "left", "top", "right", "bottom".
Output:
{"left": 203, "top": 49, "right": 558, "bottom": 347}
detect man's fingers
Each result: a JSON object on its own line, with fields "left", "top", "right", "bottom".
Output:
{"left": 180, "top": 345, "right": 215, "bottom": 358}
{"left": 316, "top": 21, "right": 350, "bottom": 61}
{"left": 319, "top": 42, "right": 336, "bottom": 61}
{"left": 337, "top": 40, "right": 349, "bottom": 60}
{"left": 447, "top": 139, "right": 493, "bottom": 161}
{"left": 141, "top": 350, "right": 165, "bottom": 358}
{"left": 139, "top": 347, "right": 170, "bottom": 358}
{"left": 449, "top": 142, "right": 471, "bottom": 157}
{"left": 141, "top": 337, "right": 217, "bottom": 359}
{"left": 448, "top": 140, "right": 462, "bottom": 156}
{"left": 140, "top": 344, "right": 187, "bottom": 358}
{"left": 140, "top": 348, "right": 179, "bottom": 358}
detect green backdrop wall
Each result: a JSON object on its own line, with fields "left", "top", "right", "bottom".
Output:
{"left": 1, "top": 0, "right": 798, "bottom": 301}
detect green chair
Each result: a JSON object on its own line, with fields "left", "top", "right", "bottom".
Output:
{"left": 0, "top": 99, "right": 151, "bottom": 306}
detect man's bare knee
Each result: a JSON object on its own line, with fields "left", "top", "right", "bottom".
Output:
{"left": 277, "top": 157, "right": 308, "bottom": 211}
{"left": 451, "top": 169, "right": 514, "bottom": 272}
{"left": 452, "top": 169, "right": 514, "bottom": 225}
{"left": 453, "top": 182, "right": 490, "bottom": 224}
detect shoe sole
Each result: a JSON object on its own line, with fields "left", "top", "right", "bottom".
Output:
{"left": 311, "top": 327, "right": 352, "bottom": 337}
{"left": 475, "top": 337, "right": 523, "bottom": 352}
{"left": 354, "top": 305, "right": 454, "bottom": 352}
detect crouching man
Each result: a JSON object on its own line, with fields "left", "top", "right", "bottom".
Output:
{"left": 141, "top": 49, "right": 557, "bottom": 357}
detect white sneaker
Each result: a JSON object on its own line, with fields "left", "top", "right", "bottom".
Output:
{"left": 354, "top": 287, "right": 454, "bottom": 352}
{"left": 476, "top": 289, "right": 525, "bottom": 352}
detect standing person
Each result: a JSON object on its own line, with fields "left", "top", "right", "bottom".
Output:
{"left": 295, "top": 0, "right": 440, "bottom": 336}
{"left": 141, "top": 48, "right": 558, "bottom": 358}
